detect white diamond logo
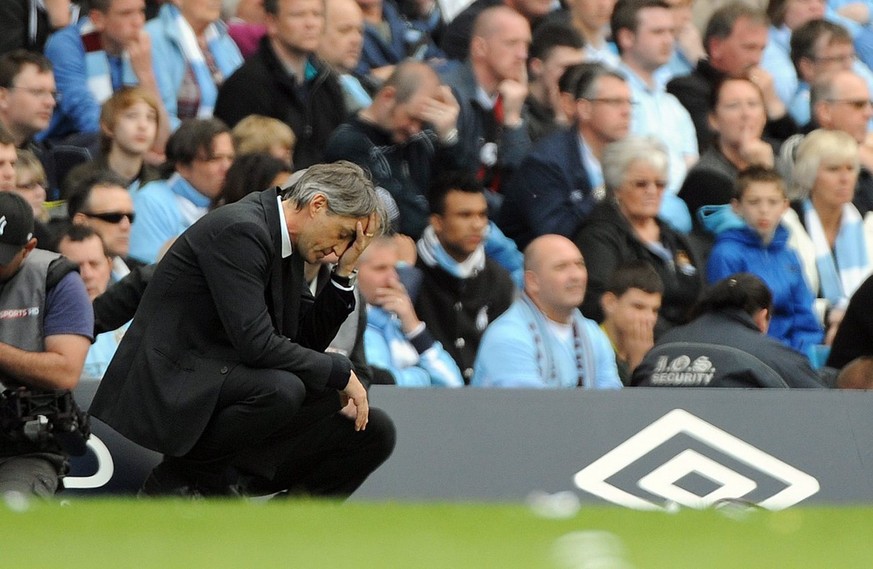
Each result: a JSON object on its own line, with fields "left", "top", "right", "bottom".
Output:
{"left": 574, "top": 409, "right": 820, "bottom": 511}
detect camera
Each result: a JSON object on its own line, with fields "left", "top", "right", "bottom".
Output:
{"left": 0, "top": 387, "right": 90, "bottom": 456}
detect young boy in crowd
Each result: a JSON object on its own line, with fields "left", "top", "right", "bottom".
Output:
{"left": 707, "top": 166, "right": 823, "bottom": 356}
{"left": 62, "top": 86, "right": 160, "bottom": 197}
{"left": 600, "top": 262, "right": 663, "bottom": 385}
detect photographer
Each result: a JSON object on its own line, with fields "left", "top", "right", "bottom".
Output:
{"left": 0, "top": 189, "right": 93, "bottom": 498}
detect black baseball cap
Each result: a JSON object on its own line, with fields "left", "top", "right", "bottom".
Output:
{"left": 0, "top": 192, "right": 35, "bottom": 266}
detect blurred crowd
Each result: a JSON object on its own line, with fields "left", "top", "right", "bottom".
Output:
{"left": 5, "top": 0, "right": 873, "bottom": 392}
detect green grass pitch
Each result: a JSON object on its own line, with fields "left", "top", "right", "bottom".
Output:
{"left": 3, "top": 499, "right": 873, "bottom": 568}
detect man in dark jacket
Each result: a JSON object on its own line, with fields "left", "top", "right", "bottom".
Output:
{"left": 632, "top": 274, "right": 824, "bottom": 388}
{"left": 214, "top": 0, "right": 347, "bottom": 169}
{"left": 414, "top": 170, "right": 515, "bottom": 382}
{"left": 440, "top": 6, "right": 531, "bottom": 199}
{"left": 666, "top": 2, "right": 796, "bottom": 151}
{"left": 325, "top": 60, "right": 465, "bottom": 238}
{"left": 90, "top": 162, "right": 395, "bottom": 497}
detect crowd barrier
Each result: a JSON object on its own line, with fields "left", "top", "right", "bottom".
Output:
{"left": 67, "top": 383, "right": 873, "bottom": 510}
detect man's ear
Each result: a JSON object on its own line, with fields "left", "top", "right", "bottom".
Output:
{"left": 523, "top": 269, "right": 538, "bottom": 296}
{"left": 797, "top": 56, "right": 815, "bottom": 83}
{"left": 730, "top": 197, "right": 741, "bottom": 214}
{"left": 309, "top": 194, "right": 327, "bottom": 216}
{"left": 381, "top": 85, "right": 397, "bottom": 103}
{"left": 89, "top": 9, "right": 106, "bottom": 32}
{"left": 753, "top": 307, "right": 770, "bottom": 333}
{"left": 707, "top": 37, "right": 723, "bottom": 65}
{"left": 470, "top": 35, "right": 487, "bottom": 60}
{"left": 576, "top": 98, "right": 593, "bottom": 122}
{"left": 265, "top": 12, "right": 279, "bottom": 38}
{"left": 528, "top": 57, "right": 544, "bottom": 80}
{"left": 814, "top": 100, "right": 831, "bottom": 127}
{"left": 601, "top": 291, "right": 618, "bottom": 317}
{"left": 22, "top": 237, "right": 38, "bottom": 259}
{"left": 615, "top": 28, "right": 634, "bottom": 54}
{"left": 429, "top": 212, "right": 443, "bottom": 233}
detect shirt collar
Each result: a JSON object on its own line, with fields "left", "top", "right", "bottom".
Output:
{"left": 619, "top": 62, "right": 655, "bottom": 92}
{"left": 475, "top": 84, "right": 497, "bottom": 110}
{"left": 277, "top": 196, "right": 293, "bottom": 258}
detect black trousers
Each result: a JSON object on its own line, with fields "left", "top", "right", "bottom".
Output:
{"left": 167, "top": 365, "right": 396, "bottom": 498}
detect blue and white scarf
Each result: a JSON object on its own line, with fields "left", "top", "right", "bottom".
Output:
{"left": 79, "top": 18, "right": 138, "bottom": 104}
{"left": 168, "top": 173, "right": 211, "bottom": 228}
{"left": 804, "top": 199, "right": 871, "bottom": 306}
{"left": 417, "top": 225, "right": 486, "bottom": 279}
{"left": 519, "top": 294, "right": 597, "bottom": 388}
{"left": 168, "top": 4, "right": 240, "bottom": 118}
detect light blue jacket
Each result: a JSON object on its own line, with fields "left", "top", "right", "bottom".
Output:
{"left": 129, "top": 174, "right": 211, "bottom": 263}
{"left": 364, "top": 306, "right": 464, "bottom": 387}
{"left": 473, "top": 299, "right": 622, "bottom": 389}
{"left": 146, "top": 4, "right": 242, "bottom": 129}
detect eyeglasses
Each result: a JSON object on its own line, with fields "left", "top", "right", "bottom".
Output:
{"left": 827, "top": 98, "right": 873, "bottom": 110}
{"left": 627, "top": 179, "right": 668, "bottom": 191}
{"left": 584, "top": 97, "right": 636, "bottom": 107}
{"left": 8, "top": 86, "right": 61, "bottom": 102}
{"left": 15, "top": 180, "right": 45, "bottom": 191}
{"left": 83, "top": 211, "right": 136, "bottom": 224}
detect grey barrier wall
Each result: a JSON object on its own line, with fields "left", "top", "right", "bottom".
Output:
{"left": 68, "top": 384, "right": 873, "bottom": 509}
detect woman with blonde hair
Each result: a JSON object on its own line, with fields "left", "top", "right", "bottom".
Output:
{"left": 783, "top": 128, "right": 873, "bottom": 342}
{"left": 13, "top": 149, "right": 49, "bottom": 223}
{"left": 230, "top": 114, "right": 296, "bottom": 167}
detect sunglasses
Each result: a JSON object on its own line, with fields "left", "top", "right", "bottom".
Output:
{"left": 83, "top": 211, "right": 136, "bottom": 224}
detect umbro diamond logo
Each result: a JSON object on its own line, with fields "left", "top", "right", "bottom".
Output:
{"left": 0, "top": 215, "right": 7, "bottom": 236}
{"left": 574, "top": 409, "right": 820, "bottom": 511}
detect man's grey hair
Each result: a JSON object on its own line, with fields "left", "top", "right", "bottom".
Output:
{"left": 282, "top": 161, "right": 388, "bottom": 231}
{"left": 602, "top": 136, "right": 669, "bottom": 195}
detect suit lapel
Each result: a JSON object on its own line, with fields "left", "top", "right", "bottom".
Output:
{"left": 263, "top": 188, "right": 287, "bottom": 334}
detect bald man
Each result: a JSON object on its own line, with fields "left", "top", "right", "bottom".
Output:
{"left": 441, "top": 6, "right": 532, "bottom": 196}
{"left": 472, "top": 234, "right": 622, "bottom": 389}
{"left": 836, "top": 356, "right": 873, "bottom": 389}
{"left": 325, "top": 59, "right": 465, "bottom": 238}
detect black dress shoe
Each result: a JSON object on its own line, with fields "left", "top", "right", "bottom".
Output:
{"left": 138, "top": 462, "right": 203, "bottom": 499}
{"left": 137, "top": 461, "right": 246, "bottom": 500}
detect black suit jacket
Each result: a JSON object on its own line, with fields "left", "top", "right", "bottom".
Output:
{"left": 90, "top": 188, "right": 355, "bottom": 455}
{"left": 498, "top": 128, "right": 596, "bottom": 250}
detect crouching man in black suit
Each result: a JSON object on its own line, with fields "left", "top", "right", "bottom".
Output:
{"left": 90, "top": 161, "right": 395, "bottom": 498}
